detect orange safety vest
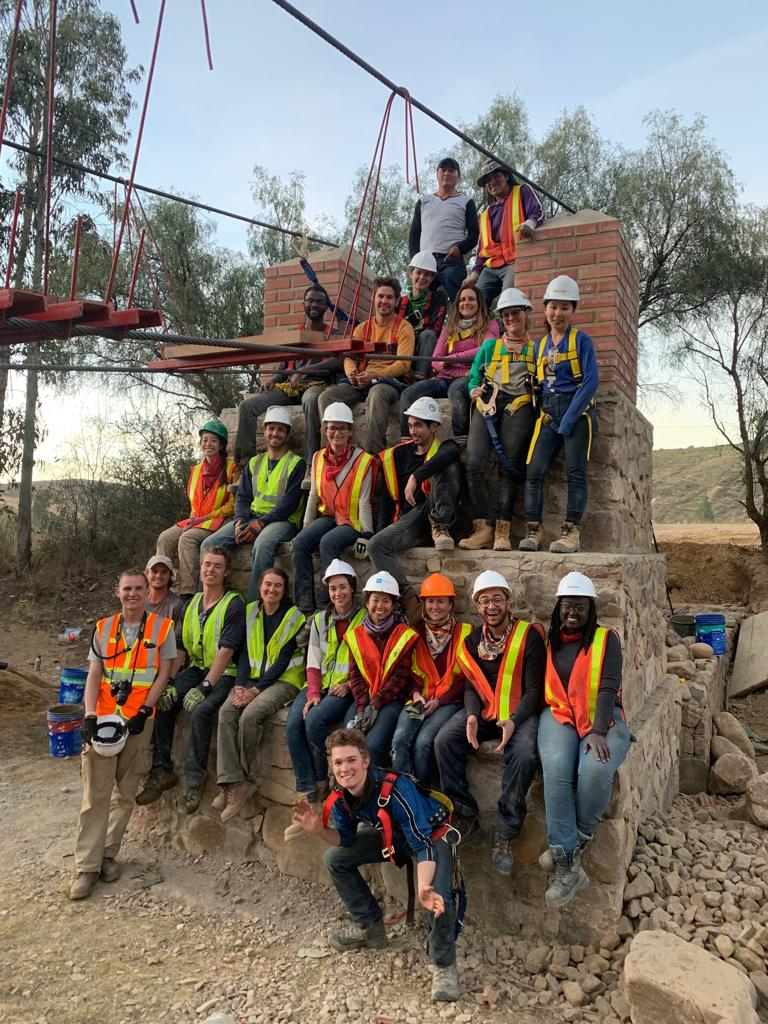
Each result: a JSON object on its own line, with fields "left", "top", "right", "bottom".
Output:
{"left": 456, "top": 619, "right": 544, "bottom": 720}
{"left": 345, "top": 622, "right": 420, "bottom": 700}
{"left": 179, "top": 457, "right": 239, "bottom": 531}
{"left": 478, "top": 186, "right": 524, "bottom": 268}
{"left": 95, "top": 612, "right": 174, "bottom": 719}
{"left": 313, "top": 446, "right": 375, "bottom": 531}
{"left": 410, "top": 622, "right": 472, "bottom": 701}
{"left": 379, "top": 438, "right": 441, "bottom": 521}
{"left": 544, "top": 627, "right": 624, "bottom": 738}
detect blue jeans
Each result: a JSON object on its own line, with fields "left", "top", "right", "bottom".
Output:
{"left": 537, "top": 707, "right": 630, "bottom": 854}
{"left": 435, "top": 253, "right": 466, "bottom": 303}
{"left": 476, "top": 264, "right": 515, "bottom": 311}
{"left": 286, "top": 687, "right": 354, "bottom": 793}
{"left": 346, "top": 701, "right": 404, "bottom": 769}
{"left": 465, "top": 400, "right": 536, "bottom": 520}
{"left": 399, "top": 376, "right": 472, "bottom": 440}
{"left": 202, "top": 519, "right": 298, "bottom": 602}
{"left": 291, "top": 517, "right": 359, "bottom": 613}
{"left": 324, "top": 826, "right": 456, "bottom": 965}
{"left": 524, "top": 393, "right": 593, "bottom": 525}
{"left": 391, "top": 704, "right": 460, "bottom": 785}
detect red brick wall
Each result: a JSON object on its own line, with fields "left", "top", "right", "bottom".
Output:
{"left": 515, "top": 211, "right": 639, "bottom": 403}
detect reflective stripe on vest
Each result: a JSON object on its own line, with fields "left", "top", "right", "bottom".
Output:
{"left": 478, "top": 187, "right": 523, "bottom": 268}
{"left": 410, "top": 621, "right": 472, "bottom": 701}
{"left": 544, "top": 627, "right": 623, "bottom": 736}
{"left": 248, "top": 450, "right": 303, "bottom": 527}
{"left": 314, "top": 447, "right": 374, "bottom": 532}
{"left": 379, "top": 438, "right": 441, "bottom": 521}
{"left": 486, "top": 337, "right": 535, "bottom": 386}
{"left": 96, "top": 612, "right": 173, "bottom": 719}
{"left": 345, "top": 623, "right": 419, "bottom": 699}
{"left": 455, "top": 619, "right": 541, "bottom": 720}
{"left": 182, "top": 592, "right": 240, "bottom": 676}
{"left": 184, "top": 457, "right": 238, "bottom": 530}
{"left": 535, "top": 327, "right": 582, "bottom": 384}
{"left": 245, "top": 603, "right": 307, "bottom": 689}
{"left": 313, "top": 606, "right": 367, "bottom": 690}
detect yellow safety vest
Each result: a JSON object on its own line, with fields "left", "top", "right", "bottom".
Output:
{"left": 313, "top": 606, "right": 367, "bottom": 690}
{"left": 245, "top": 602, "right": 307, "bottom": 689}
{"left": 248, "top": 450, "right": 304, "bottom": 527}
{"left": 182, "top": 592, "right": 241, "bottom": 676}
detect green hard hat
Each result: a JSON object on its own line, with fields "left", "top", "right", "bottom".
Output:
{"left": 199, "top": 418, "right": 228, "bottom": 442}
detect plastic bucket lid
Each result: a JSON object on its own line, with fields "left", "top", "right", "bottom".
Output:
{"left": 60, "top": 667, "right": 88, "bottom": 680}
{"left": 695, "top": 613, "right": 726, "bottom": 626}
{"left": 47, "top": 703, "right": 85, "bottom": 722}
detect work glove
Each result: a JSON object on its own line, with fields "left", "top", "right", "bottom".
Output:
{"left": 126, "top": 705, "right": 152, "bottom": 735}
{"left": 80, "top": 715, "right": 98, "bottom": 747}
{"left": 183, "top": 685, "right": 207, "bottom": 713}
{"left": 157, "top": 683, "right": 177, "bottom": 712}
{"left": 359, "top": 704, "right": 378, "bottom": 734}
{"left": 353, "top": 537, "right": 368, "bottom": 561}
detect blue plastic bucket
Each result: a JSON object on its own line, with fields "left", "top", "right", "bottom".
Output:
{"left": 48, "top": 703, "right": 84, "bottom": 758}
{"left": 694, "top": 613, "right": 726, "bottom": 655}
{"left": 58, "top": 667, "right": 88, "bottom": 705}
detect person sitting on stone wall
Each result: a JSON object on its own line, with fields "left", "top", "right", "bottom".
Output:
{"left": 434, "top": 570, "right": 545, "bottom": 876}
{"left": 215, "top": 567, "right": 306, "bottom": 823}
{"left": 201, "top": 406, "right": 305, "bottom": 603}
{"left": 399, "top": 283, "right": 498, "bottom": 450}
{"left": 234, "top": 285, "right": 342, "bottom": 470}
{"left": 400, "top": 251, "right": 449, "bottom": 381}
{"left": 390, "top": 574, "right": 471, "bottom": 786}
{"left": 144, "top": 554, "right": 186, "bottom": 625}
{"left": 463, "top": 160, "right": 543, "bottom": 311}
{"left": 136, "top": 546, "right": 245, "bottom": 814}
{"left": 537, "top": 571, "right": 628, "bottom": 907}
{"left": 283, "top": 559, "right": 366, "bottom": 842}
{"left": 345, "top": 571, "right": 421, "bottom": 770}
{"left": 292, "top": 403, "right": 376, "bottom": 615}
{"left": 459, "top": 287, "right": 536, "bottom": 553}
{"left": 520, "top": 275, "right": 599, "bottom": 555}
{"left": 367, "top": 397, "right": 460, "bottom": 624}
{"left": 317, "top": 277, "right": 416, "bottom": 455}
{"left": 156, "top": 419, "right": 240, "bottom": 599}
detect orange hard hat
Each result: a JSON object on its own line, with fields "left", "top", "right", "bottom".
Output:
{"left": 419, "top": 573, "right": 456, "bottom": 599}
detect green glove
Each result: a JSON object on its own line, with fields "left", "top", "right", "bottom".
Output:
{"left": 157, "top": 683, "right": 177, "bottom": 712}
{"left": 183, "top": 685, "right": 207, "bottom": 713}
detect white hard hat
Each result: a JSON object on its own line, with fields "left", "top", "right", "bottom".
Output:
{"left": 322, "top": 402, "right": 355, "bottom": 425}
{"left": 472, "top": 570, "right": 510, "bottom": 599}
{"left": 409, "top": 250, "right": 438, "bottom": 274}
{"left": 543, "top": 275, "right": 579, "bottom": 304}
{"left": 556, "top": 571, "right": 597, "bottom": 600}
{"left": 91, "top": 714, "right": 128, "bottom": 757}
{"left": 323, "top": 559, "right": 357, "bottom": 583}
{"left": 496, "top": 287, "right": 532, "bottom": 311}
{"left": 404, "top": 396, "right": 442, "bottom": 424}
{"left": 264, "top": 405, "right": 292, "bottom": 428}
{"left": 363, "top": 571, "right": 401, "bottom": 598}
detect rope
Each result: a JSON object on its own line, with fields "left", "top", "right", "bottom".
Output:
{"left": 402, "top": 88, "right": 419, "bottom": 193}
{"left": 4, "top": 190, "right": 21, "bottom": 289}
{"left": 133, "top": 188, "right": 192, "bottom": 334}
{"left": 200, "top": 0, "right": 214, "bottom": 70}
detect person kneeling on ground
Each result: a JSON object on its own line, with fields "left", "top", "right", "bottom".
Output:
{"left": 434, "top": 570, "right": 545, "bottom": 875}
{"left": 368, "top": 396, "right": 460, "bottom": 624}
{"left": 391, "top": 574, "right": 471, "bottom": 786}
{"left": 216, "top": 568, "right": 306, "bottom": 823}
{"left": 283, "top": 559, "right": 366, "bottom": 842}
{"left": 538, "top": 571, "right": 628, "bottom": 907}
{"left": 345, "top": 571, "right": 421, "bottom": 769}
{"left": 136, "top": 547, "right": 245, "bottom": 814}
{"left": 293, "top": 727, "right": 461, "bottom": 1002}
{"left": 70, "top": 568, "right": 176, "bottom": 900}
{"left": 521, "top": 275, "right": 599, "bottom": 555}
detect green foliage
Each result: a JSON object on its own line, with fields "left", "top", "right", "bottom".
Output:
{"left": 694, "top": 496, "right": 715, "bottom": 522}
{"left": 343, "top": 163, "right": 415, "bottom": 277}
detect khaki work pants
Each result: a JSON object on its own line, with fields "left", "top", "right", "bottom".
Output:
{"left": 156, "top": 524, "right": 218, "bottom": 595}
{"left": 216, "top": 682, "right": 297, "bottom": 785}
{"left": 73, "top": 721, "right": 154, "bottom": 873}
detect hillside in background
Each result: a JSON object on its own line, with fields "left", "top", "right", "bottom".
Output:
{"left": 652, "top": 445, "right": 748, "bottom": 523}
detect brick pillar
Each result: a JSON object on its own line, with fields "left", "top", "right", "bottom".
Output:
{"left": 515, "top": 209, "right": 639, "bottom": 403}
{"left": 263, "top": 244, "right": 375, "bottom": 332}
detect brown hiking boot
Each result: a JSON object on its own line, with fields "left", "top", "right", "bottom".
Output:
{"left": 328, "top": 919, "right": 388, "bottom": 952}
{"left": 431, "top": 522, "right": 455, "bottom": 552}
{"left": 212, "top": 786, "right": 229, "bottom": 811}
{"left": 493, "top": 519, "right": 512, "bottom": 551}
{"left": 220, "top": 781, "right": 256, "bottom": 822}
{"left": 458, "top": 519, "right": 494, "bottom": 550}
{"left": 402, "top": 594, "right": 422, "bottom": 624}
{"left": 135, "top": 769, "right": 178, "bottom": 806}
{"left": 452, "top": 813, "right": 481, "bottom": 845}
{"left": 69, "top": 871, "right": 99, "bottom": 901}
{"left": 99, "top": 857, "right": 121, "bottom": 883}
{"left": 549, "top": 521, "right": 581, "bottom": 553}
{"left": 518, "top": 521, "right": 543, "bottom": 552}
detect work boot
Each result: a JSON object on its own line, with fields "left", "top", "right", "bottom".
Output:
{"left": 431, "top": 963, "right": 460, "bottom": 1002}
{"left": 518, "top": 521, "right": 543, "bottom": 552}
{"left": 490, "top": 828, "right": 514, "bottom": 875}
{"left": 493, "top": 519, "right": 512, "bottom": 551}
{"left": 183, "top": 784, "right": 204, "bottom": 815}
{"left": 283, "top": 791, "right": 316, "bottom": 842}
{"left": 539, "top": 830, "right": 592, "bottom": 873}
{"left": 544, "top": 846, "right": 589, "bottom": 908}
{"left": 458, "top": 518, "right": 494, "bottom": 550}
{"left": 211, "top": 786, "right": 229, "bottom": 812}
{"left": 328, "top": 919, "right": 388, "bottom": 952}
{"left": 549, "top": 521, "right": 581, "bottom": 554}
{"left": 69, "top": 871, "right": 99, "bottom": 901}
{"left": 99, "top": 857, "right": 121, "bottom": 883}
{"left": 452, "top": 813, "right": 481, "bottom": 846}
{"left": 135, "top": 769, "right": 178, "bottom": 806}
{"left": 220, "top": 781, "right": 256, "bottom": 823}
{"left": 402, "top": 594, "right": 422, "bottom": 624}
{"left": 431, "top": 522, "right": 455, "bottom": 552}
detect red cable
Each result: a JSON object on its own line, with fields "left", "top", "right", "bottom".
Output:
{"left": 129, "top": 0, "right": 140, "bottom": 23}
{"left": 128, "top": 202, "right": 166, "bottom": 328}
{"left": 5, "top": 189, "right": 22, "bottom": 289}
{"left": 43, "top": 0, "right": 58, "bottom": 293}
{"left": 200, "top": 0, "right": 213, "bottom": 69}
{"left": 127, "top": 228, "right": 145, "bottom": 306}
{"left": 0, "top": 0, "right": 24, "bottom": 165}
{"left": 69, "top": 214, "right": 82, "bottom": 300}
{"left": 403, "top": 89, "right": 420, "bottom": 194}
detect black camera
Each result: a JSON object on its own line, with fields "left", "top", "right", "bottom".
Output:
{"left": 110, "top": 678, "right": 132, "bottom": 706}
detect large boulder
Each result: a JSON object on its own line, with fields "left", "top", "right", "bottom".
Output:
{"left": 624, "top": 930, "right": 759, "bottom": 1024}
{"left": 745, "top": 772, "right": 768, "bottom": 828}
{"left": 711, "top": 734, "right": 751, "bottom": 763}
{"left": 709, "top": 751, "right": 758, "bottom": 795}
{"left": 713, "top": 711, "right": 755, "bottom": 758}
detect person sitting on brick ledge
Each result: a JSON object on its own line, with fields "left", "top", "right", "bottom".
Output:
{"left": 400, "top": 251, "right": 449, "bottom": 381}
{"left": 520, "top": 274, "right": 599, "bottom": 555}
{"left": 537, "top": 571, "right": 628, "bottom": 908}
{"left": 434, "top": 569, "right": 545, "bottom": 876}
{"left": 368, "top": 396, "right": 460, "bottom": 623}
{"left": 317, "top": 276, "right": 416, "bottom": 455}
